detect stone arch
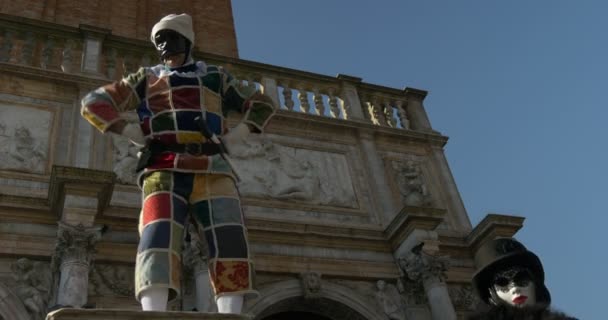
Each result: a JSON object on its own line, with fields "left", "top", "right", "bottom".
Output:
{"left": 247, "top": 279, "right": 386, "bottom": 320}
{"left": 0, "top": 283, "right": 31, "bottom": 320}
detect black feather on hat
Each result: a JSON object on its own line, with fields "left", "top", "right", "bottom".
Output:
{"left": 472, "top": 238, "right": 551, "bottom": 305}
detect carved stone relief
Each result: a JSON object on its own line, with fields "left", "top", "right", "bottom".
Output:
{"left": 230, "top": 135, "right": 357, "bottom": 208}
{"left": 9, "top": 258, "right": 52, "bottom": 320}
{"left": 111, "top": 134, "right": 139, "bottom": 185}
{"left": 300, "top": 272, "right": 322, "bottom": 299}
{"left": 397, "top": 276, "right": 427, "bottom": 306}
{"left": 448, "top": 284, "right": 480, "bottom": 311}
{"left": 391, "top": 160, "right": 432, "bottom": 207}
{"left": 0, "top": 103, "right": 51, "bottom": 173}
{"left": 88, "top": 264, "right": 134, "bottom": 297}
{"left": 374, "top": 280, "right": 406, "bottom": 320}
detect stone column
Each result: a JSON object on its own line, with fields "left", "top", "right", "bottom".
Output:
{"left": 53, "top": 222, "right": 103, "bottom": 308}
{"left": 399, "top": 248, "right": 456, "bottom": 320}
{"left": 403, "top": 88, "right": 433, "bottom": 132}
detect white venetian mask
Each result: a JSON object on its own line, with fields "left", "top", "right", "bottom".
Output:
{"left": 492, "top": 267, "right": 537, "bottom": 307}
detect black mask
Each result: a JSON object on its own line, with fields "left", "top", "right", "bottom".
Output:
{"left": 492, "top": 266, "right": 533, "bottom": 290}
{"left": 154, "top": 29, "right": 190, "bottom": 63}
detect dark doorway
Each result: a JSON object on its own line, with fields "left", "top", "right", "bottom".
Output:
{"left": 263, "top": 311, "right": 333, "bottom": 320}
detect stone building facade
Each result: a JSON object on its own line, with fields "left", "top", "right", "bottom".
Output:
{"left": 0, "top": 1, "right": 526, "bottom": 319}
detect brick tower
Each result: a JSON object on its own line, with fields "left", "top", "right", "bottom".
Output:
{"left": 0, "top": 0, "right": 239, "bottom": 57}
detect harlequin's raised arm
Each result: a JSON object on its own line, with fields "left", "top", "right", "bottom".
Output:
{"left": 80, "top": 68, "right": 147, "bottom": 133}
{"left": 219, "top": 68, "right": 276, "bottom": 133}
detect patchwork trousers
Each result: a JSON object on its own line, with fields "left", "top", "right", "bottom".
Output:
{"left": 135, "top": 171, "right": 258, "bottom": 302}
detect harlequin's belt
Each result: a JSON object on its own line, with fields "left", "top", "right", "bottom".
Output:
{"left": 148, "top": 141, "right": 221, "bottom": 156}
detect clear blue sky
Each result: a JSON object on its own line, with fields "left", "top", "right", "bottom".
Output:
{"left": 232, "top": 1, "right": 606, "bottom": 318}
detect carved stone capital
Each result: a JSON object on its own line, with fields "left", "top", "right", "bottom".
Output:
{"left": 53, "top": 222, "right": 104, "bottom": 271}
{"left": 300, "top": 272, "right": 322, "bottom": 299}
{"left": 398, "top": 244, "right": 450, "bottom": 284}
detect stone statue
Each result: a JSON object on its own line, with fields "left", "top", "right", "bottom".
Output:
{"left": 11, "top": 258, "right": 52, "bottom": 320}
{"left": 374, "top": 280, "right": 406, "bottom": 320}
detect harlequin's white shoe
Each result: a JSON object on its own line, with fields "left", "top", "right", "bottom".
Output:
{"left": 217, "top": 294, "right": 244, "bottom": 314}
{"left": 140, "top": 287, "right": 168, "bottom": 311}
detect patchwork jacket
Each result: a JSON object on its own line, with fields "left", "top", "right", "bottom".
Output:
{"left": 81, "top": 61, "right": 275, "bottom": 180}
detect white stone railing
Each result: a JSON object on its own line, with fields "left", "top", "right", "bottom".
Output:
{"left": 0, "top": 13, "right": 435, "bottom": 133}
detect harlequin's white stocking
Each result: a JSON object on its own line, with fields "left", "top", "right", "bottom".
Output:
{"left": 140, "top": 287, "right": 168, "bottom": 311}
{"left": 216, "top": 294, "right": 244, "bottom": 314}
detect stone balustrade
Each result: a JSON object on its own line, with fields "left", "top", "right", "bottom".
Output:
{"left": 0, "top": 13, "right": 435, "bottom": 134}
{"left": 0, "top": 13, "right": 83, "bottom": 73}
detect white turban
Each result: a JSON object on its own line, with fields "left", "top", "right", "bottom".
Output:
{"left": 150, "top": 13, "right": 195, "bottom": 45}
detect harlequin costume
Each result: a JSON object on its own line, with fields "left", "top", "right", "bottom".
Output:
{"left": 80, "top": 13, "right": 275, "bottom": 306}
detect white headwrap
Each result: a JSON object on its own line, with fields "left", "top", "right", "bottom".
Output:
{"left": 150, "top": 13, "right": 195, "bottom": 45}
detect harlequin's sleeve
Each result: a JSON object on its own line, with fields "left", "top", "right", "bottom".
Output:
{"left": 81, "top": 67, "right": 147, "bottom": 133}
{"left": 220, "top": 68, "right": 276, "bottom": 133}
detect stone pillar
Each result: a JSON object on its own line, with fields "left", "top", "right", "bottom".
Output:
{"left": 53, "top": 222, "right": 103, "bottom": 308}
{"left": 78, "top": 24, "right": 110, "bottom": 75}
{"left": 358, "top": 130, "right": 398, "bottom": 224}
{"left": 399, "top": 247, "right": 456, "bottom": 320}
{"left": 403, "top": 88, "right": 432, "bottom": 132}
{"left": 72, "top": 87, "right": 95, "bottom": 169}
{"left": 337, "top": 74, "right": 365, "bottom": 120}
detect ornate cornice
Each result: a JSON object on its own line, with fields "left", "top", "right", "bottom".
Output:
{"left": 403, "top": 87, "right": 429, "bottom": 101}
{"left": 398, "top": 245, "right": 450, "bottom": 283}
{"left": 0, "top": 63, "right": 108, "bottom": 89}
{"left": 384, "top": 206, "right": 446, "bottom": 250}
{"left": 48, "top": 166, "right": 115, "bottom": 219}
{"left": 466, "top": 213, "right": 525, "bottom": 252}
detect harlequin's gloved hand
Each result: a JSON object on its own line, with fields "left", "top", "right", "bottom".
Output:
{"left": 221, "top": 123, "right": 250, "bottom": 153}
{"left": 121, "top": 122, "right": 146, "bottom": 147}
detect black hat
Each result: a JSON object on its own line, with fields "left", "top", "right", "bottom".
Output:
{"left": 472, "top": 238, "right": 551, "bottom": 305}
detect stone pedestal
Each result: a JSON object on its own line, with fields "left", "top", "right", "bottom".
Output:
{"left": 46, "top": 309, "right": 250, "bottom": 320}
